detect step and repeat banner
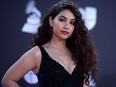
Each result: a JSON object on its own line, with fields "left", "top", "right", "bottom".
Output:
{"left": 0, "top": 0, "right": 116, "bottom": 87}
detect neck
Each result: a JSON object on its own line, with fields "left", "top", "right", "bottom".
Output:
{"left": 47, "top": 36, "right": 67, "bottom": 49}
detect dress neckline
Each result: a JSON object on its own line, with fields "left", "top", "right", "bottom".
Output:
{"left": 41, "top": 46, "right": 78, "bottom": 76}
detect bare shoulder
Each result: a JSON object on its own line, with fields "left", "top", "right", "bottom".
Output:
{"left": 13, "top": 45, "right": 42, "bottom": 73}
{"left": 26, "top": 46, "right": 41, "bottom": 56}
{"left": 27, "top": 46, "right": 42, "bottom": 73}
{"left": 29, "top": 46, "right": 42, "bottom": 63}
{"left": 1, "top": 46, "right": 42, "bottom": 83}
{"left": 20, "top": 46, "right": 42, "bottom": 63}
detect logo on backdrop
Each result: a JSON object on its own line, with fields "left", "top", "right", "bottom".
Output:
{"left": 79, "top": 7, "right": 97, "bottom": 31}
{"left": 21, "top": 1, "right": 97, "bottom": 34}
{"left": 23, "top": 0, "right": 97, "bottom": 86}
{"left": 24, "top": 71, "right": 38, "bottom": 84}
{"left": 22, "top": 0, "right": 41, "bottom": 34}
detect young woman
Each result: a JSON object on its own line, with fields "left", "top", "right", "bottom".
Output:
{"left": 1, "top": 0, "right": 97, "bottom": 87}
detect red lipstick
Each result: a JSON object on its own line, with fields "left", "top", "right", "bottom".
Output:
{"left": 61, "top": 31, "right": 69, "bottom": 35}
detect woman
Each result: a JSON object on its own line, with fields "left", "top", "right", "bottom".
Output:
{"left": 1, "top": 0, "right": 97, "bottom": 87}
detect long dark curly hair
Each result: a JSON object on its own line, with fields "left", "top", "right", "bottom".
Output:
{"left": 31, "top": 0, "right": 97, "bottom": 86}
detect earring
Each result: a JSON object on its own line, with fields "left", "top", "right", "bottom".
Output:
{"left": 49, "top": 28, "right": 52, "bottom": 33}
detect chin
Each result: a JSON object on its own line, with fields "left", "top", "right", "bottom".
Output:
{"left": 61, "top": 36, "right": 70, "bottom": 40}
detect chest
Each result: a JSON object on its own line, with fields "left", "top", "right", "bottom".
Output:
{"left": 37, "top": 47, "right": 84, "bottom": 87}
{"left": 43, "top": 48, "right": 76, "bottom": 74}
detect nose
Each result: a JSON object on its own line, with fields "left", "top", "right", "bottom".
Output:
{"left": 64, "top": 23, "right": 70, "bottom": 29}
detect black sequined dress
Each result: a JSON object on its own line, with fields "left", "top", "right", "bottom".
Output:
{"left": 36, "top": 46, "right": 84, "bottom": 87}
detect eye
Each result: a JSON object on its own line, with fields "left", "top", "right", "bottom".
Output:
{"left": 59, "top": 17, "right": 65, "bottom": 22}
{"left": 70, "top": 21, "right": 75, "bottom": 25}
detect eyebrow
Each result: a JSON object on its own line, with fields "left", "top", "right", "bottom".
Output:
{"left": 59, "top": 15, "right": 76, "bottom": 21}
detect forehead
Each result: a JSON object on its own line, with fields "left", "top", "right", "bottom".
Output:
{"left": 56, "top": 9, "right": 75, "bottom": 19}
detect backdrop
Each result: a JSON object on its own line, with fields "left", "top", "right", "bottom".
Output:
{"left": 0, "top": 0, "right": 116, "bottom": 87}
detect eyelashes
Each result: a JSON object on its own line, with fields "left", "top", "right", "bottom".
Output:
{"left": 59, "top": 18, "right": 65, "bottom": 22}
{"left": 70, "top": 21, "right": 75, "bottom": 25}
{"left": 59, "top": 17, "right": 75, "bottom": 25}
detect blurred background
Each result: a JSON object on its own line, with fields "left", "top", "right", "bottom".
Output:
{"left": 0, "top": 0, "right": 116, "bottom": 87}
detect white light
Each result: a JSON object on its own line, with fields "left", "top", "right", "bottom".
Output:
{"left": 79, "top": 7, "right": 97, "bottom": 31}
{"left": 24, "top": 71, "right": 38, "bottom": 84}
{"left": 22, "top": 0, "right": 41, "bottom": 34}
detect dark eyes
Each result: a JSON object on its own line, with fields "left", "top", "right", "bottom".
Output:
{"left": 59, "top": 17, "right": 75, "bottom": 25}
{"left": 59, "top": 18, "right": 65, "bottom": 22}
{"left": 70, "top": 21, "right": 75, "bottom": 25}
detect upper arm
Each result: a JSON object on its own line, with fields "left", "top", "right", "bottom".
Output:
{"left": 2, "top": 46, "right": 42, "bottom": 82}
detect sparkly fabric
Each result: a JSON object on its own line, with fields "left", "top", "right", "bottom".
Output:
{"left": 36, "top": 46, "right": 84, "bottom": 87}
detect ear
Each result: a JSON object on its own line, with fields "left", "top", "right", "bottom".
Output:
{"left": 49, "top": 16, "right": 53, "bottom": 27}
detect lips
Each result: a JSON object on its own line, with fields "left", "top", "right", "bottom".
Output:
{"left": 61, "top": 31, "right": 69, "bottom": 35}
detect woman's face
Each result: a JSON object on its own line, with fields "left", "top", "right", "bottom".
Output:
{"left": 49, "top": 9, "right": 75, "bottom": 40}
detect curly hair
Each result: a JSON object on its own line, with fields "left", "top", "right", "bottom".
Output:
{"left": 31, "top": 0, "right": 97, "bottom": 86}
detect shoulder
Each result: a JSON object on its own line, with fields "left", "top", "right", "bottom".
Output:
{"left": 24, "top": 46, "right": 42, "bottom": 73}
{"left": 21, "top": 46, "right": 42, "bottom": 65}
{"left": 29, "top": 46, "right": 40, "bottom": 53}
{"left": 27, "top": 46, "right": 42, "bottom": 60}
{"left": 27, "top": 46, "right": 41, "bottom": 56}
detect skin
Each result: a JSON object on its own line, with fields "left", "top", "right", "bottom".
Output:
{"left": 1, "top": 9, "right": 88, "bottom": 87}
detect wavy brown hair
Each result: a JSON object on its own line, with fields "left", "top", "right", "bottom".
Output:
{"left": 31, "top": 0, "right": 97, "bottom": 86}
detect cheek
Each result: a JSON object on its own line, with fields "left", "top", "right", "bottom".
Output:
{"left": 70, "top": 27, "right": 75, "bottom": 33}
{"left": 53, "top": 21, "right": 62, "bottom": 31}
